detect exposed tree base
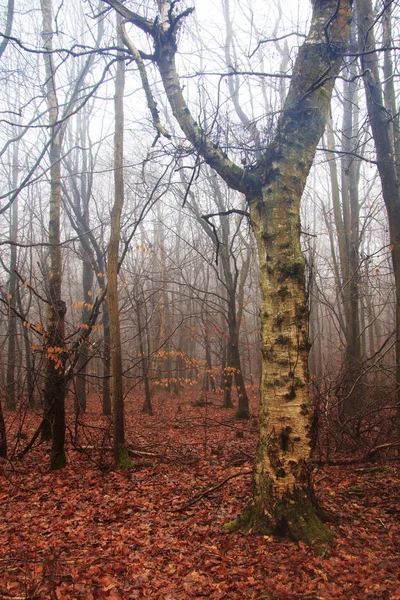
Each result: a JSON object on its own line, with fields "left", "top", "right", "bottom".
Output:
{"left": 50, "top": 449, "right": 66, "bottom": 470}
{"left": 222, "top": 400, "right": 234, "bottom": 409}
{"left": 142, "top": 404, "right": 153, "bottom": 416}
{"left": 235, "top": 408, "right": 251, "bottom": 420}
{"left": 224, "top": 488, "right": 333, "bottom": 547}
{"left": 115, "top": 444, "right": 133, "bottom": 470}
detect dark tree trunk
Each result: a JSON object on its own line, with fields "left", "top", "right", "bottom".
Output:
{"left": 356, "top": 0, "right": 400, "bottom": 430}
{"left": 0, "top": 397, "right": 7, "bottom": 459}
{"left": 74, "top": 258, "right": 94, "bottom": 415}
{"left": 108, "top": 13, "right": 131, "bottom": 469}
{"left": 40, "top": 0, "right": 67, "bottom": 471}
{"left": 101, "top": 301, "right": 112, "bottom": 415}
{"left": 137, "top": 300, "right": 153, "bottom": 415}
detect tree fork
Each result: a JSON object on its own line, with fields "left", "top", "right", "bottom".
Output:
{"left": 104, "top": 0, "right": 352, "bottom": 543}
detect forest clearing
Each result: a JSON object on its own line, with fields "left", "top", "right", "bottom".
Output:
{"left": 1, "top": 391, "right": 399, "bottom": 600}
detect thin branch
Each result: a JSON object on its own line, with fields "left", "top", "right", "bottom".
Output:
{"left": 120, "top": 21, "right": 170, "bottom": 140}
{"left": 172, "top": 470, "right": 252, "bottom": 512}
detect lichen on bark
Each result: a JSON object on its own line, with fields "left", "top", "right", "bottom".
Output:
{"left": 104, "top": 0, "right": 352, "bottom": 544}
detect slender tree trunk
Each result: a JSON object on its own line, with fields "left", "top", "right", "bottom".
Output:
{"left": 356, "top": 0, "right": 400, "bottom": 430}
{"left": 227, "top": 302, "right": 250, "bottom": 417}
{"left": 17, "top": 292, "right": 36, "bottom": 408}
{"left": 108, "top": 14, "right": 131, "bottom": 468}
{"left": 101, "top": 301, "right": 112, "bottom": 415}
{"left": 74, "top": 257, "right": 93, "bottom": 414}
{"left": 202, "top": 313, "right": 216, "bottom": 392}
{"left": 40, "top": 0, "right": 67, "bottom": 470}
{"left": 0, "top": 395, "right": 6, "bottom": 458}
{"left": 137, "top": 300, "right": 153, "bottom": 415}
{"left": 0, "top": 0, "right": 14, "bottom": 59}
{"left": 325, "top": 60, "right": 363, "bottom": 429}
{"left": 222, "top": 337, "right": 233, "bottom": 408}
{"left": 340, "top": 52, "right": 363, "bottom": 427}
{"left": 6, "top": 166, "right": 18, "bottom": 411}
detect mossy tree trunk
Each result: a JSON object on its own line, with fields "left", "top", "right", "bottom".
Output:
{"left": 240, "top": 1, "right": 351, "bottom": 541}
{"left": 104, "top": 0, "right": 352, "bottom": 542}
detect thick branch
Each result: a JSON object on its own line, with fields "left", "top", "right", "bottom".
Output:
{"left": 120, "top": 21, "right": 170, "bottom": 140}
{"left": 102, "top": 0, "right": 154, "bottom": 34}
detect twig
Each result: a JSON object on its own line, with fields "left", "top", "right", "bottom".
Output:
{"left": 364, "top": 441, "right": 400, "bottom": 459}
{"left": 172, "top": 470, "right": 252, "bottom": 512}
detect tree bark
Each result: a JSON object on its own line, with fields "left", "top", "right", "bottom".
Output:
{"left": 0, "top": 396, "right": 7, "bottom": 459}
{"left": 6, "top": 143, "right": 19, "bottom": 411}
{"left": 74, "top": 257, "right": 93, "bottom": 414}
{"left": 136, "top": 298, "right": 153, "bottom": 415}
{"left": 356, "top": 0, "right": 400, "bottom": 431}
{"left": 104, "top": 0, "right": 352, "bottom": 543}
{"left": 40, "top": 0, "right": 67, "bottom": 470}
{"left": 238, "top": 1, "right": 351, "bottom": 541}
{"left": 108, "top": 14, "right": 131, "bottom": 469}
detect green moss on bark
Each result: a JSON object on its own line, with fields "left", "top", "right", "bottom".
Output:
{"left": 116, "top": 444, "right": 133, "bottom": 470}
{"left": 224, "top": 489, "right": 333, "bottom": 548}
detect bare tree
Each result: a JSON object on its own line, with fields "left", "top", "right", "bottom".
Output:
{"left": 108, "top": 13, "right": 132, "bottom": 469}
{"left": 356, "top": 0, "right": 400, "bottom": 431}
{"left": 101, "top": 0, "right": 352, "bottom": 544}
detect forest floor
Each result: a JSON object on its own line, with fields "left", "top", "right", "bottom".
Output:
{"left": 0, "top": 390, "right": 399, "bottom": 600}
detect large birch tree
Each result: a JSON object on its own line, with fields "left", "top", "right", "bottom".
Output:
{"left": 101, "top": 0, "right": 352, "bottom": 543}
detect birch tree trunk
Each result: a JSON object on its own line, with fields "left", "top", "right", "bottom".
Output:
{"left": 103, "top": 0, "right": 352, "bottom": 543}
{"left": 239, "top": 2, "right": 351, "bottom": 540}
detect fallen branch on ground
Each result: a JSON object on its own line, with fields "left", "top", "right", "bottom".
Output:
{"left": 172, "top": 469, "right": 252, "bottom": 512}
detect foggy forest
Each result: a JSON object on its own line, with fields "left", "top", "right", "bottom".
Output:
{"left": 0, "top": 0, "right": 399, "bottom": 598}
